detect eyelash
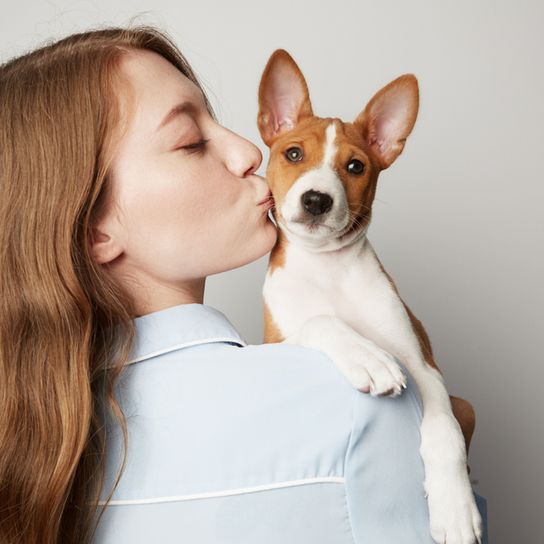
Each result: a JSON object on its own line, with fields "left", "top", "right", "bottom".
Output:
{"left": 179, "top": 138, "right": 210, "bottom": 154}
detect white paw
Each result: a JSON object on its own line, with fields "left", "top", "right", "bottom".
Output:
{"left": 333, "top": 336, "right": 407, "bottom": 396}
{"left": 426, "top": 474, "right": 483, "bottom": 544}
{"left": 421, "top": 414, "right": 483, "bottom": 544}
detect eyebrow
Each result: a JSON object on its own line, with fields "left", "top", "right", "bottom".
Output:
{"left": 154, "top": 99, "right": 199, "bottom": 133}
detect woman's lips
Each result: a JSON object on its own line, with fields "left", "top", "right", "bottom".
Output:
{"left": 257, "top": 191, "right": 273, "bottom": 205}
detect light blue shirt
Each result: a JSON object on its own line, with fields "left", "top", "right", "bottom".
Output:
{"left": 92, "top": 303, "right": 487, "bottom": 543}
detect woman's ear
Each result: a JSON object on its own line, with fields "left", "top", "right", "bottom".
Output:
{"left": 89, "top": 223, "right": 124, "bottom": 265}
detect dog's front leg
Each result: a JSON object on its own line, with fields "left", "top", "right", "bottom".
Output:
{"left": 281, "top": 313, "right": 483, "bottom": 544}
{"left": 280, "top": 314, "right": 407, "bottom": 397}
{"left": 403, "top": 358, "right": 483, "bottom": 544}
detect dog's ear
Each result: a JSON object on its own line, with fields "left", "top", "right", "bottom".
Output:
{"left": 353, "top": 74, "right": 419, "bottom": 170}
{"left": 257, "top": 49, "right": 314, "bottom": 147}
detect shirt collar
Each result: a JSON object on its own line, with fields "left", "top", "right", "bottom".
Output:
{"left": 125, "top": 303, "right": 247, "bottom": 366}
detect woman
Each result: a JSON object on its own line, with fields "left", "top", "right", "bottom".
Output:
{"left": 0, "top": 25, "right": 486, "bottom": 544}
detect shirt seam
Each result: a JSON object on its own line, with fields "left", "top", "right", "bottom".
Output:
{"left": 96, "top": 476, "right": 346, "bottom": 506}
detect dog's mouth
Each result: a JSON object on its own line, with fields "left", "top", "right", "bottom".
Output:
{"left": 290, "top": 216, "right": 333, "bottom": 230}
{"left": 278, "top": 214, "right": 347, "bottom": 241}
{"left": 278, "top": 206, "right": 369, "bottom": 242}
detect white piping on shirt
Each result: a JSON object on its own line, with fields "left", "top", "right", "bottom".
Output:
{"left": 97, "top": 476, "right": 346, "bottom": 506}
{"left": 121, "top": 336, "right": 248, "bottom": 367}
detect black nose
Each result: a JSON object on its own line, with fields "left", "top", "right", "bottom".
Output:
{"left": 301, "top": 190, "right": 333, "bottom": 216}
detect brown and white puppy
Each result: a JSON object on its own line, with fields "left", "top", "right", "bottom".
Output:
{"left": 257, "top": 49, "right": 482, "bottom": 544}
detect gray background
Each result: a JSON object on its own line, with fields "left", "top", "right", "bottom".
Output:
{"left": 2, "top": 1, "right": 542, "bottom": 542}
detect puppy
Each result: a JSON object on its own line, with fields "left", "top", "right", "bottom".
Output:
{"left": 257, "top": 49, "right": 482, "bottom": 544}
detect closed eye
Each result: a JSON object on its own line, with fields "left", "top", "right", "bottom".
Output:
{"left": 179, "top": 138, "right": 210, "bottom": 154}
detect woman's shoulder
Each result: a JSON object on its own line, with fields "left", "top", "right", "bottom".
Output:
{"left": 123, "top": 340, "right": 359, "bottom": 420}
{"left": 102, "top": 341, "right": 360, "bottom": 502}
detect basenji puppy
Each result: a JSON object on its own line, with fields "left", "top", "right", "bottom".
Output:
{"left": 257, "top": 49, "right": 482, "bottom": 544}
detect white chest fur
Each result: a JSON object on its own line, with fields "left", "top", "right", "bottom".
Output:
{"left": 263, "top": 236, "right": 420, "bottom": 364}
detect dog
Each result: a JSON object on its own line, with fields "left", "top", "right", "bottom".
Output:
{"left": 257, "top": 49, "right": 482, "bottom": 544}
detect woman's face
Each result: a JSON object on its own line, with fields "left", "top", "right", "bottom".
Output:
{"left": 92, "top": 48, "right": 277, "bottom": 314}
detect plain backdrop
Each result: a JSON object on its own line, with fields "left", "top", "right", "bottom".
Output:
{"left": 2, "top": 1, "right": 542, "bottom": 542}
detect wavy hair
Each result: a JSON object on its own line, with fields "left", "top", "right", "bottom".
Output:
{"left": 0, "top": 24, "right": 215, "bottom": 543}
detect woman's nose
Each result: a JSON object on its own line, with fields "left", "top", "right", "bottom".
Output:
{"left": 223, "top": 129, "right": 263, "bottom": 178}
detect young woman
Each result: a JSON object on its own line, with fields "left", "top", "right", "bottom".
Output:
{"left": 0, "top": 25, "right": 486, "bottom": 544}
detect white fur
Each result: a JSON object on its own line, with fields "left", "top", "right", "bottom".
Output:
{"left": 263, "top": 122, "right": 483, "bottom": 544}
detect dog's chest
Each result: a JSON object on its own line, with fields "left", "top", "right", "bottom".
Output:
{"left": 263, "top": 238, "right": 396, "bottom": 339}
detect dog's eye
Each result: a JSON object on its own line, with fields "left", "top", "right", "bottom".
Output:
{"left": 285, "top": 146, "right": 303, "bottom": 162}
{"left": 347, "top": 159, "right": 365, "bottom": 175}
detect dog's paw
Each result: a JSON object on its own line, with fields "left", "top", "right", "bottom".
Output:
{"left": 421, "top": 415, "right": 483, "bottom": 544}
{"left": 334, "top": 336, "right": 407, "bottom": 396}
{"left": 426, "top": 476, "right": 483, "bottom": 544}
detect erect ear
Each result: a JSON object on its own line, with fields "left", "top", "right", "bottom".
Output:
{"left": 353, "top": 74, "right": 419, "bottom": 170}
{"left": 257, "top": 49, "right": 314, "bottom": 147}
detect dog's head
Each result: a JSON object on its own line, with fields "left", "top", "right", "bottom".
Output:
{"left": 257, "top": 49, "right": 419, "bottom": 247}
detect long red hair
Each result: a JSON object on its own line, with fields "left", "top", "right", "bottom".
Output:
{"left": 0, "top": 25, "right": 215, "bottom": 543}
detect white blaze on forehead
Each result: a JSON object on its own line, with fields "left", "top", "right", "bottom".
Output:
{"left": 322, "top": 122, "right": 337, "bottom": 168}
{"left": 279, "top": 119, "right": 350, "bottom": 240}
